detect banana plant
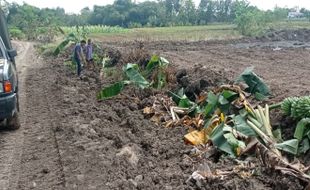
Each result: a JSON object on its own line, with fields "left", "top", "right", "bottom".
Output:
{"left": 97, "top": 56, "right": 169, "bottom": 100}
{"left": 97, "top": 63, "right": 149, "bottom": 100}
{"left": 53, "top": 33, "right": 79, "bottom": 56}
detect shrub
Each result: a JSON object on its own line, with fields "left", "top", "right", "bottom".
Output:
{"left": 9, "top": 28, "right": 25, "bottom": 39}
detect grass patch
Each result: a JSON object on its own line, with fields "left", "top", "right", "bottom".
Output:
{"left": 90, "top": 24, "right": 242, "bottom": 42}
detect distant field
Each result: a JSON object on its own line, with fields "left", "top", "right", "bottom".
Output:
{"left": 60, "top": 20, "right": 310, "bottom": 43}
{"left": 90, "top": 24, "right": 242, "bottom": 42}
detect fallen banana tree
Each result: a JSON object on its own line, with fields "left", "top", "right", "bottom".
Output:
{"left": 97, "top": 55, "right": 170, "bottom": 100}
{"left": 143, "top": 78, "right": 310, "bottom": 183}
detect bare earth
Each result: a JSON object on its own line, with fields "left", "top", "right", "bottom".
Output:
{"left": 0, "top": 37, "right": 309, "bottom": 189}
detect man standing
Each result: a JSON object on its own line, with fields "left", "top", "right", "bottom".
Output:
{"left": 86, "top": 39, "right": 94, "bottom": 68}
{"left": 73, "top": 40, "right": 86, "bottom": 77}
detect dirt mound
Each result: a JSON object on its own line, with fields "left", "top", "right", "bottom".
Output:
{"left": 45, "top": 50, "right": 308, "bottom": 189}
{"left": 258, "top": 29, "right": 310, "bottom": 42}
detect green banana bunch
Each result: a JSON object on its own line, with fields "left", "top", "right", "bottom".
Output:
{"left": 281, "top": 96, "right": 310, "bottom": 120}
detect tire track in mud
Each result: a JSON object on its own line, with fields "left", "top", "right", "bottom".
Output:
{"left": 0, "top": 42, "right": 29, "bottom": 190}
{"left": 15, "top": 42, "right": 65, "bottom": 189}
{"left": 0, "top": 42, "right": 65, "bottom": 189}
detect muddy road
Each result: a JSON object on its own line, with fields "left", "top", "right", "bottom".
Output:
{"left": 0, "top": 42, "right": 65, "bottom": 189}
{"left": 0, "top": 38, "right": 309, "bottom": 190}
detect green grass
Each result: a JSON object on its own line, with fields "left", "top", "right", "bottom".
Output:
{"left": 90, "top": 24, "right": 242, "bottom": 42}
{"left": 66, "top": 20, "right": 310, "bottom": 43}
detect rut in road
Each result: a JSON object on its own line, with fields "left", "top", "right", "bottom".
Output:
{"left": 0, "top": 42, "right": 65, "bottom": 189}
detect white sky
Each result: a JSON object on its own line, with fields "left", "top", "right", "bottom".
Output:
{"left": 5, "top": 0, "right": 310, "bottom": 14}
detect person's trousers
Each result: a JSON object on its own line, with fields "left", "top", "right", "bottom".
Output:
{"left": 75, "top": 59, "right": 82, "bottom": 76}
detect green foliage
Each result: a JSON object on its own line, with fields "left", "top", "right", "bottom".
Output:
{"left": 210, "top": 123, "right": 236, "bottom": 156}
{"left": 145, "top": 55, "right": 169, "bottom": 89}
{"left": 9, "top": 27, "right": 25, "bottom": 39}
{"left": 234, "top": 2, "right": 269, "bottom": 36}
{"left": 64, "top": 60, "right": 76, "bottom": 71}
{"left": 53, "top": 33, "right": 79, "bottom": 56}
{"left": 97, "top": 81, "right": 126, "bottom": 100}
{"left": 6, "top": 0, "right": 310, "bottom": 38}
{"left": 294, "top": 118, "right": 310, "bottom": 142}
{"left": 123, "top": 63, "right": 150, "bottom": 89}
{"left": 235, "top": 67, "right": 271, "bottom": 99}
{"left": 275, "top": 139, "right": 299, "bottom": 155}
{"left": 97, "top": 56, "right": 170, "bottom": 100}
{"left": 62, "top": 25, "right": 128, "bottom": 34}
{"left": 38, "top": 43, "right": 57, "bottom": 57}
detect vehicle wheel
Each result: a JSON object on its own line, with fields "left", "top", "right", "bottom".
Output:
{"left": 7, "top": 113, "right": 21, "bottom": 130}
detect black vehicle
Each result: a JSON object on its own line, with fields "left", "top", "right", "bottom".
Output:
{"left": 0, "top": 8, "right": 20, "bottom": 129}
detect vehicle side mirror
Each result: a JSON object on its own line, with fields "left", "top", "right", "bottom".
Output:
{"left": 8, "top": 49, "right": 17, "bottom": 58}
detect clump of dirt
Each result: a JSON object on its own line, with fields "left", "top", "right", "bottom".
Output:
{"left": 258, "top": 29, "right": 310, "bottom": 42}
{"left": 175, "top": 64, "right": 230, "bottom": 101}
{"left": 120, "top": 47, "right": 151, "bottom": 68}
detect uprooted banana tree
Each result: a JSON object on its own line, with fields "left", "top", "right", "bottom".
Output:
{"left": 97, "top": 55, "right": 170, "bottom": 100}
{"left": 143, "top": 67, "right": 310, "bottom": 182}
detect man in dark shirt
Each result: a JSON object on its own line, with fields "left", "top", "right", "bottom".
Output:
{"left": 73, "top": 40, "right": 86, "bottom": 77}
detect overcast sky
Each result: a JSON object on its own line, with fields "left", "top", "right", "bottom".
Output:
{"left": 5, "top": 0, "right": 310, "bottom": 14}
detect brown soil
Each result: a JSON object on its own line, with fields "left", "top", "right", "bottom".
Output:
{"left": 0, "top": 31, "right": 310, "bottom": 189}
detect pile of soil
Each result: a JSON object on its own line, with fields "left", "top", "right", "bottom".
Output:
{"left": 258, "top": 29, "right": 310, "bottom": 42}
{"left": 46, "top": 43, "right": 308, "bottom": 189}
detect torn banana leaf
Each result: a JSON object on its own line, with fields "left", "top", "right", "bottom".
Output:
{"left": 210, "top": 123, "right": 236, "bottom": 157}
{"left": 97, "top": 81, "right": 128, "bottom": 100}
{"left": 233, "top": 115, "right": 257, "bottom": 137}
{"left": 179, "top": 95, "right": 194, "bottom": 108}
{"left": 235, "top": 67, "right": 271, "bottom": 97}
{"left": 300, "top": 138, "right": 310, "bottom": 154}
{"left": 275, "top": 139, "right": 299, "bottom": 155}
{"left": 123, "top": 63, "right": 150, "bottom": 89}
{"left": 294, "top": 118, "right": 310, "bottom": 142}
{"left": 53, "top": 33, "right": 79, "bottom": 56}
{"left": 205, "top": 92, "right": 218, "bottom": 117}
{"left": 223, "top": 125, "right": 246, "bottom": 156}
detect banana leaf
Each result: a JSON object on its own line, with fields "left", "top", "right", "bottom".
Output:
{"left": 233, "top": 115, "right": 257, "bottom": 137}
{"left": 179, "top": 95, "right": 193, "bottom": 108}
{"left": 273, "top": 129, "right": 283, "bottom": 143}
{"left": 205, "top": 92, "right": 218, "bottom": 117}
{"left": 154, "top": 67, "right": 167, "bottom": 89}
{"left": 210, "top": 123, "right": 236, "bottom": 157}
{"left": 222, "top": 90, "right": 238, "bottom": 100}
{"left": 223, "top": 125, "right": 246, "bottom": 155}
{"left": 168, "top": 88, "right": 184, "bottom": 105}
{"left": 146, "top": 55, "right": 160, "bottom": 75}
{"left": 97, "top": 81, "right": 126, "bottom": 100}
{"left": 53, "top": 33, "right": 79, "bottom": 56}
{"left": 123, "top": 63, "right": 150, "bottom": 89}
{"left": 235, "top": 67, "right": 271, "bottom": 97}
{"left": 146, "top": 55, "right": 169, "bottom": 73}
{"left": 300, "top": 138, "right": 310, "bottom": 154}
{"left": 275, "top": 139, "right": 299, "bottom": 155}
{"left": 145, "top": 56, "right": 169, "bottom": 89}
{"left": 294, "top": 118, "right": 310, "bottom": 142}
{"left": 53, "top": 39, "right": 70, "bottom": 56}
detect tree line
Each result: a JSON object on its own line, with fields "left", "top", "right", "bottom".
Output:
{"left": 3, "top": 0, "right": 310, "bottom": 39}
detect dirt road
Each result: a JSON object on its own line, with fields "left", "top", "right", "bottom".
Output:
{"left": 0, "top": 42, "right": 65, "bottom": 189}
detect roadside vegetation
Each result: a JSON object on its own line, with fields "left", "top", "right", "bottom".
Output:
{"left": 1, "top": 0, "right": 309, "bottom": 40}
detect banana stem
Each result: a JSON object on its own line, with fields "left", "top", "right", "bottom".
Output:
{"left": 269, "top": 102, "right": 282, "bottom": 110}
